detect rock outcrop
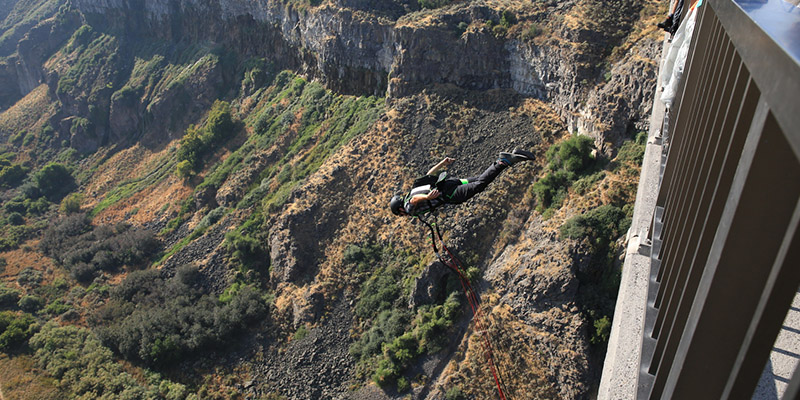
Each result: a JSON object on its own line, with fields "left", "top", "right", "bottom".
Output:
{"left": 68, "top": 0, "right": 657, "bottom": 146}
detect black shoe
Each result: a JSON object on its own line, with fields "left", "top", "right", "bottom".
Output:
{"left": 512, "top": 148, "right": 535, "bottom": 160}
{"left": 498, "top": 149, "right": 534, "bottom": 166}
{"left": 657, "top": 15, "right": 673, "bottom": 32}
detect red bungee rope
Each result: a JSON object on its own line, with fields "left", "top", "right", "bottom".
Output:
{"left": 418, "top": 215, "right": 511, "bottom": 400}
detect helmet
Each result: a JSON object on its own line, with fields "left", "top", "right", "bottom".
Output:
{"left": 389, "top": 194, "right": 405, "bottom": 216}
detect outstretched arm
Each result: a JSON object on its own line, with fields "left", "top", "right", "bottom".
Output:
{"left": 426, "top": 157, "right": 455, "bottom": 176}
{"left": 408, "top": 189, "right": 441, "bottom": 205}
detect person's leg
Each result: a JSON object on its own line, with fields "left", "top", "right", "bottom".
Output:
{"left": 444, "top": 162, "right": 508, "bottom": 204}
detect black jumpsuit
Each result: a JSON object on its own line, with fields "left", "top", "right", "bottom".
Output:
{"left": 403, "top": 161, "right": 508, "bottom": 216}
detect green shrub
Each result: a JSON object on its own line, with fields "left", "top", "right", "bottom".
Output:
{"left": 455, "top": 21, "right": 468, "bottom": 35}
{"left": 559, "top": 204, "right": 629, "bottom": 250}
{"left": 532, "top": 169, "right": 574, "bottom": 211}
{"left": 3, "top": 200, "right": 26, "bottom": 214}
{"left": 372, "top": 357, "right": 400, "bottom": 387}
{"left": 219, "top": 281, "right": 246, "bottom": 304}
{"left": 500, "top": 9, "right": 515, "bottom": 28}
{"left": 342, "top": 243, "right": 382, "bottom": 273}
{"left": 534, "top": 135, "right": 599, "bottom": 213}
{"left": 572, "top": 171, "right": 606, "bottom": 195}
{"left": 397, "top": 376, "right": 410, "bottom": 393}
{"left": 18, "top": 295, "right": 44, "bottom": 313}
{"left": 59, "top": 193, "right": 83, "bottom": 214}
{"left": 592, "top": 315, "right": 612, "bottom": 344}
{"left": 0, "top": 163, "right": 28, "bottom": 188}
{"left": 40, "top": 215, "right": 160, "bottom": 282}
{"left": 562, "top": 205, "right": 628, "bottom": 346}
{"left": 0, "top": 311, "right": 37, "bottom": 351}
{"left": 70, "top": 117, "right": 94, "bottom": 139}
{"left": 523, "top": 23, "right": 543, "bottom": 40}
{"left": 175, "top": 159, "right": 194, "bottom": 178}
{"left": 44, "top": 299, "right": 72, "bottom": 316}
{"left": 97, "top": 266, "right": 267, "bottom": 367}
{"left": 198, "top": 206, "right": 226, "bottom": 229}
{"left": 615, "top": 131, "right": 647, "bottom": 167}
{"left": 0, "top": 283, "right": 21, "bottom": 308}
{"left": 225, "top": 230, "right": 268, "bottom": 274}
{"left": 29, "top": 322, "right": 181, "bottom": 398}
{"left": 9, "top": 131, "right": 26, "bottom": 145}
{"left": 176, "top": 100, "right": 235, "bottom": 175}
{"left": 33, "top": 163, "right": 75, "bottom": 201}
{"left": 17, "top": 267, "right": 43, "bottom": 288}
{"left": 416, "top": 292, "right": 460, "bottom": 353}
{"left": 350, "top": 309, "right": 411, "bottom": 362}
{"left": 6, "top": 211, "right": 24, "bottom": 225}
{"left": 355, "top": 266, "right": 402, "bottom": 319}
{"left": 547, "top": 135, "right": 595, "bottom": 174}
{"left": 445, "top": 386, "right": 465, "bottom": 400}
{"left": 293, "top": 325, "right": 309, "bottom": 341}
{"left": 68, "top": 25, "right": 94, "bottom": 51}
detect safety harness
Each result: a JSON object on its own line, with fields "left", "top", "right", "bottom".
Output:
{"left": 403, "top": 172, "right": 469, "bottom": 216}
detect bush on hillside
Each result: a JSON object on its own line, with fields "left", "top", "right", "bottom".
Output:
{"left": 18, "top": 295, "right": 44, "bottom": 313}
{"left": 0, "top": 282, "right": 21, "bottom": 308}
{"left": 40, "top": 214, "right": 160, "bottom": 282}
{"left": 17, "top": 267, "right": 43, "bottom": 288}
{"left": 96, "top": 266, "right": 267, "bottom": 367}
{"left": 176, "top": 100, "right": 235, "bottom": 176}
{"left": 0, "top": 224, "right": 36, "bottom": 251}
{"left": 532, "top": 169, "right": 575, "bottom": 211}
{"left": 4, "top": 195, "right": 50, "bottom": 217}
{"left": 346, "top": 242, "right": 461, "bottom": 390}
{"left": 369, "top": 292, "right": 461, "bottom": 388}
{"left": 533, "top": 135, "right": 599, "bottom": 213}
{"left": 59, "top": 193, "right": 83, "bottom": 214}
{"left": 0, "top": 163, "right": 28, "bottom": 188}
{"left": 559, "top": 204, "right": 629, "bottom": 251}
{"left": 6, "top": 211, "right": 24, "bottom": 225}
{"left": 354, "top": 265, "right": 403, "bottom": 319}
{"left": 561, "top": 204, "right": 630, "bottom": 346}
{"left": 445, "top": 386, "right": 466, "bottom": 400}
{"left": 342, "top": 243, "right": 383, "bottom": 273}
{"left": 0, "top": 311, "right": 37, "bottom": 352}
{"left": 33, "top": 163, "right": 75, "bottom": 201}
{"left": 614, "top": 131, "right": 647, "bottom": 168}
{"left": 29, "top": 322, "right": 185, "bottom": 398}
{"left": 350, "top": 309, "right": 411, "bottom": 362}
{"left": 546, "top": 135, "right": 595, "bottom": 174}
{"left": 224, "top": 230, "right": 269, "bottom": 275}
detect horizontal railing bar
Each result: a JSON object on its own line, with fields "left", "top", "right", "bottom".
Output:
{"left": 710, "top": 0, "right": 800, "bottom": 157}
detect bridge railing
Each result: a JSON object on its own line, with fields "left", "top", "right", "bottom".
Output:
{"left": 602, "top": 0, "right": 800, "bottom": 398}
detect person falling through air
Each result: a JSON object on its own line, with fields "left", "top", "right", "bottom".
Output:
{"left": 389, "top": 149, "right": 536, "bottom": 217}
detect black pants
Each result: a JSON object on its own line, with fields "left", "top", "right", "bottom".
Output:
{"left": 440, "top": 162, "right": 508, "bottom": 204}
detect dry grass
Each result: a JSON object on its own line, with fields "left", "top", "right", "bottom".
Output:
{"left": 0, "top": 355, "right": 62, "bottom": 400}
{"left": 84, "top": 143, "right": 191, "bottom": 224}
{"left": 0, "top": 241, "right": 59, "bottom": 289}
{"left": 440, "top": 301, "right": 560, "bottom": 399}
{"left": 0, "top": 85, "right": 54, "bottom": 137}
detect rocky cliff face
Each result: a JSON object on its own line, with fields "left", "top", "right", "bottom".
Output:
{"left": 68, "top": 0, "right": 658, "bottom": 146}
{"left": 0, "top": 0, "right": 661, "bottom": 399}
